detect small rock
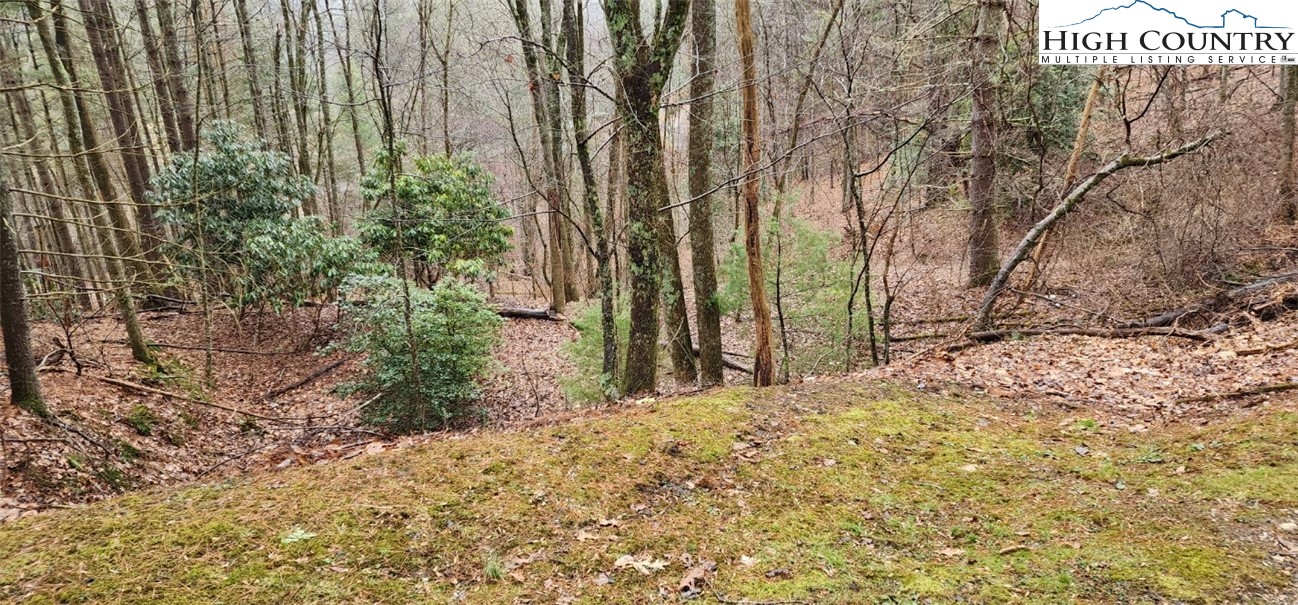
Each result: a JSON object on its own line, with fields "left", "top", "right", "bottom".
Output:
{"left": 1279, "top": 522, "right": 1298, "bottom": 533}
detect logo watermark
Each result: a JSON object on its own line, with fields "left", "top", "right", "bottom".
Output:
{"left": 1039, "top": 1, "right": 1297, "bottom": 65}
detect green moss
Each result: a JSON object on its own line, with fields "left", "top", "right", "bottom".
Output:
{"left": 1, "top": 383, "right": 1293, "bottom": 604}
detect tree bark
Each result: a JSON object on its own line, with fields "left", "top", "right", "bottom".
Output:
{"left": 154, "top": 0, "right": 197, "bottom": 150}
{"left": 41, "top": 0, "right": 156, "bottom": 364}
{"left": 77, "top": 0, "right": 167, "bottom": 276}
{"left": 1281, "top": 66, "right": 1298, "bottom": 223}
{"left": 510, "top": 0, "right": 567, "bottom": 315}
{"left": 604, "top": 0, "right": 691, "bottom": 395}
{"left": 688, "top": 0, "right": 723, "bottom": 388}
{"left": 965, "top": 0, "right": 1004, "bottom": 288}
{"left": 134, "top": 0, "right": 182, "bottom": 153}
{"left": 0, "top": 161, "right": 49, "bottom": 418}
{"left": 735, "top": 0, "right": 774, "bottom": 387}
{"left": 233, "top": 0, "right": 269, "bottom": 137}
{"left": 563, "top": 0, "right": 617, "bottom": 389}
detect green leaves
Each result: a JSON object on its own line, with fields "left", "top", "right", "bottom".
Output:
{"left": 358, "top": 151, "right": 512, "bottom": 284}
{"left": 339, "top": 276, "right": 503, "bottom": 433}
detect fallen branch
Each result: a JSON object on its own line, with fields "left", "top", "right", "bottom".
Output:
{"left": 495, "top": 306, "right": 564, "bottom": 321}
{"left": 51, "top": 369, "right": 289, "bottom": 422}
{"left": 100, "top": 339, "right": 286, "bottom": 356}
{"left": 969, "top": 326, "right": 1215, "bottom": 343}
{"left": 690, "top": 345, "right": 753, "bottom": 374}
{"left": 973, "top": 132, "right": 1226, "bottom": 330}
{"left": 1123, "top": 272, "right": 1298, "bottom": 329}
{"left": 264, "top": 358, "right": 348, "bottom": 400}
{"left": 1175, "top": 382, "right": 1298, "bottom": 404}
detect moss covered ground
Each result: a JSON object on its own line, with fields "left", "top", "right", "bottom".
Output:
{"left": 1, "top": 382, "right": 1295, "bottom": 603}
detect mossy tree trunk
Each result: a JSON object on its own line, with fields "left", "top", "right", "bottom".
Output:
{"left": 688, "top": 0, "right": 723, "bottom": 388}
{"left": 604, "top": 0, "right": 692, "bottom": 395}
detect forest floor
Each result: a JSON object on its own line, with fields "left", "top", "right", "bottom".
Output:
{"left": 1, "top": 381, "right": 1296, "bottom": 603}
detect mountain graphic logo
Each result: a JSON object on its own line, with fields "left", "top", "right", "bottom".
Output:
{"left": 1058, "top": 1, "right": 1287, "bottom": 29}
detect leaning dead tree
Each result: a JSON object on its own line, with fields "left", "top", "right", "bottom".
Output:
{"left": 972, "top": 132, "right": 1226, "bottom": 330}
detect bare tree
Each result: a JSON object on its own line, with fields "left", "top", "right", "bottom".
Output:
{"left": 735, "top": 0, "right": 774, "bottom": 387}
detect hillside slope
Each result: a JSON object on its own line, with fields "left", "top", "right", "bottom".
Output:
{"left": 1, "top": 382, "right": 1296, "bottom": 604}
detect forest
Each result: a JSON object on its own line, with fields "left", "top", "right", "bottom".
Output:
{"left": 1, "top": 0, "right": 1297, "bottom": 602}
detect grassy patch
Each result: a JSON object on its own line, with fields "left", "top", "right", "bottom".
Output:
{"left": 1, "top": 383, "right": 1293, "bottom": 604}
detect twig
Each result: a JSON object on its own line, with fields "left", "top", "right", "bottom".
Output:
{"left": 264, "top": 358, "right": 348, "bottom": 400}
{"left": 1237, "top": 339, "right": 1298, "bottom": 357}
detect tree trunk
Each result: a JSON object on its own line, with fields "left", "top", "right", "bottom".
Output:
{"left": 312, "top": 2, "right": 343, "bottom": 233}
{"left": 0, "top": 162, "right": 49, "bottom": 418}
{"left": 510, "top": 0, "right": 567, "bottom": 315}
{"left": 965, "top": 0, "right": 1003, "bottom": 288}
{"left": 688, "top": 0, "right": 722, "bottom": 388}
{"left": 537, "top": 0, "right": 580, "bottom": 303}
{"left": 604, "top": 0, "right": 691, "bottom": 395}
{"left": 155, "top": 0, "right": 197, "bottom": 150}
{"left": 232, "top": 0, "right": 269, "bottom": 137}
{"left": 42, "top": 0, "right": 156, "bottom": 364}
{"left": 78, "top": 0, "right": 166, "bottom": 276}
{"left": 326, "top": 0, "right": 366, "bottom": 172}
{"left": 134, "top": 0, "right": 182, "bottom": 153}
{"left": 735, "top": 0, "right": 774, "bottom": 387}
{"left": 1281, "top": 65, "right": 1298, "bottom": 223}
{"left": 972, "top": 133, "right": 1223, "bottom": 329}
{"left": 562, "top": 0, "right": 617, "bottom": 389}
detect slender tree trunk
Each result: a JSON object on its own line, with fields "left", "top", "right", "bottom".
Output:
{"left": 282, "top": 0, "right": 315, "bottom": 216}
{"left": 537, "top": 0, "right": 579, "bottom": 302}
{"left": 1281, "top": 65, "right": 1298, "bottom": 224}
{"left": 687, "top": 0, "right": 722, "bottom": 388}
{"left": 562, "top": 0, "right": 616, "bottom": 389}
{"left": 1025, "top": 68, "right": 1104, "bottom": 287}
{"left": 735, "top": 0, "right": 774, "bottom": 387}
{"left": 46, "top": 0, "right": 155, "bottom": 364}
{"left": 965, "top": 0, "right": 1004, "bottom": 288}
{"left": 0, "top": 44, "right": 94, "bottom": 311}
{"left": 271, "top": 29, "right": 293, "bottom": 153}
{"left": 510, "top": 0, "right": 566, "bottom": 314}
{"left": 313, "top": 2, "right": 343, "bottom": 233}
{"left": 233, "top": 0, "right": 269, "bottom": 136}
{"left": 78, "top": 0, "right": 166, "bottom": 275}
{"left": 0, "top": 162, "right": 48, "bottom": 418}
{"left": 327, "top": 0, "right": 366, "bottom": 172}
{"left": 155, "top": 0, "right": 196, "bottom": 150}
{"left": 135, "top": 0, "right": 181, "bottom": 153}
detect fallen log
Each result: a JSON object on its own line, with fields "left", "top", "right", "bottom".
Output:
{"left": 100, "top": 339, "right": 285, "bottom": 356}
{"left": 1123, "top": 271, "right": 1298, "bottom": 329}
{"left": 495, "top": 306, "right": 564, "bottom": 321}
{"left": 690, "top": 345, "right": 753, "bottom": 374}
{"left": 264, "top": 358, "right": 348, "bottom": 400}
{"left": 969, "top": 326, "right": 1215, "bottom": 343}
{"left": 1175, "top": 382, "right": 1298, "bottom": 404}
